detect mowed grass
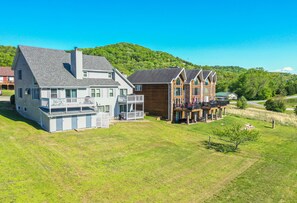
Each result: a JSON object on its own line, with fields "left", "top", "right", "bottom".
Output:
{"left": 0, "top": 90, "right": 14, "bottom": 96}
{"left": 0, "top": 104, "right": 297, "bottom": 202}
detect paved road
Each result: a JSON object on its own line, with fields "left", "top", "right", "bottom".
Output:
{"left": 0, "top": 96, "right": 10, "bottom": 101}
{"left": 247, "top": 95, "right": 297, "bottom": 111}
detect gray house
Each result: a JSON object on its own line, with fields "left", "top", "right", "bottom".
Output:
{"left": 12, "top": 46, "right": 144, "bottom": 132}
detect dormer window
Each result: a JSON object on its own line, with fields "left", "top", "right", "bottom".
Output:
{"left": 176, "top": 78, "right": 181, "bottom": 85}
{"left": 83, "top": 71, "right": 88, "bottom": 78}
{"left": 194, "top": 78, "right": 199, "bottom": 85}
{"left": 205, "top": 78, "right": 209, "bottom": 85}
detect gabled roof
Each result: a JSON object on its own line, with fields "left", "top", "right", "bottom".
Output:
{"left": 185, "top": 69, "right": 203, "bottom": 84}
{"left": 203, "top": 70, "right": 212, "bottom": 80}
{"left": 14, "top": 46, "right": 119, "bottom": 88}
{"left": 128, "top": 67, "right": 186, "bottom": 84}
{"left": 0, "top": 67, "right": 14, "bottom": 77}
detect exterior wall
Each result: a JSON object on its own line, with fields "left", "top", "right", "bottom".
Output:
{"left": 172, "top": 76, "right": 185, "bottom": 106}
{"left": 114, "top": 71, "right": 133, "bottom": 94}
{"left": 190, "top": 78, "right": 203, "bottom": 103}
{"left": 14, "top": 52, "right": 42, "bottom": 124}
{"left": 87, "top": 71, "right": 110, "bottom": 79}
{"left": 133, "top": 84, "right": 169, "bottom": 119}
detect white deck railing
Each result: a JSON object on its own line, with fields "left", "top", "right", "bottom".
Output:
{"left": 118, "top": 95, "right": 144, "bottom": 103}
{"left": 40, "top": 97, "right": 95, "bottom": 113}
{"left": 120, "top": 111, "right": 144, "bottom": 120}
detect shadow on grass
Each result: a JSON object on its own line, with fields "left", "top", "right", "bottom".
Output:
{"left": 201, "top": 140, "right": 236, "bottom": 153}
{"left": 0, "top": 101, "right": 42, "bottom": 130}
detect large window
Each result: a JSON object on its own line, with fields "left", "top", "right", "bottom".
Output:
{"left": 135, "top": 85, "right": 142, "bottom": 91}
{"left": 18, "top": 70, "right": 22, "bottom": 80}
{"left": 0, "top": 76, "right": 3, "bottom": 82}
{"left": 18, "top": 88, "right": 23, "bottom": 98}
{"left": 32, "top": 88, "right": 40, "bottom": 100}
{"left": 66, "top": 89, "right": 77, "bottom": 102}
{"left": 51, "top": 89, "right": 58, "bottom": 98}
{"left": 175, "top": 87, "right": 181, "bottom": 96}
{"left": 109, "top": 88, "right": 114, "bottom": 97}
{"left": 205, "top": 78, "right": 209, "bottom": 85}
{"left": 176, "top": 78, "right": 181, "bottom": 85}
{"left": 194, "top": 78, "right": 199, "bottom": 85}
{"left": 120, "top": 89, "right": 127, "bottom": 96}
{"left": 193, "top": 88, "right": 199, "bottom": 95}
{"left": 8, "top": 77, "right": 14, "bottom": 82}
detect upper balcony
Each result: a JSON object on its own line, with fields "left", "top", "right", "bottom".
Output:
{"left": 174, "top": 102, "right": 202, "bottom": 111}
{"left": 40, "top": 97, "right": 96, "bottom": 114}
{"left": 118, "top": 95, "right": 144, "bottom": 104}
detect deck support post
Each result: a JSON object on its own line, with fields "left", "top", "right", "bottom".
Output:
{"left": 186, "top": 112, "right": 190, "bottom": 125}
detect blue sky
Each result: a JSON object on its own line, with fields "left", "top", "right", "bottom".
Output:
{"left": 1, "top": 0, "right": 297, "bottom": 73}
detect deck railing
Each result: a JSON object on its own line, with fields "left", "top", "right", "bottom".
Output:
{"left": 118, "top": 95, "right": 144, "bottom": 103}
{"left": 174, "top": 102, "right": 202, "bottom": 110}
{"left": 120, "top": 111, "right": 144, "bottom": 120}
{"left": 40, "top": 97, "right": 95, "bottom": 113}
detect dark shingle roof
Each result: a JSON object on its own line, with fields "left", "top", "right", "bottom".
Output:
{"left": 0, "top": 67, "right": 14, "bottom": 76}
{"left": 203, "top": 70, "right": 212, "bottom": 80}
{"left": 185, "top": 69, "right": 202, "bottom": 84}
{"left": 18, "top": 46, "right": 119, "bottom": 87}
{"left": 128, "top": 67, "right": 183, "bottom": 84}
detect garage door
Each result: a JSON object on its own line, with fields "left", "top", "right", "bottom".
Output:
{"left": 86, "top": 115, "right": 92, "bottom": 128}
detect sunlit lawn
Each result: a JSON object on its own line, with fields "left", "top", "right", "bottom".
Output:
{"left": 0, "top": 102, "right": 296, "bottom": 202}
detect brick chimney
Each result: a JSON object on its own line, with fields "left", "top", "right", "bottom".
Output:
{"left": 71, "top": 47, "right": 83, "bottom": 79}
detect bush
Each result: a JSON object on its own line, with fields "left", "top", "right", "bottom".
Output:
{"left": 264, "top": 98, "right": 286, "bottom": 113}
{"left": 10, "top": 95, "right": 15, "bottom": 105}
{"left": 294, "top": 106, "right": 297, "bottom": 116}
{"left": 237, "top": 96, "right": 248, "bottom": 109}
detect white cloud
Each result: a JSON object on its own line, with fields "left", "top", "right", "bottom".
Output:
{"left": 281, "top": 67, "right": 294, "bottom": 72}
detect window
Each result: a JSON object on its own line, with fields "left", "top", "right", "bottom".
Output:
{"left": 105, "top": 105, "right": 110, "bottom": 113}
{"left": 108, "top": 72, "right": 112, "bottom": 78}
{"left": 176, "top": 78, "right": 181, "bottom": 85}
{"left": 205, "top": 78, "right": 209, "bottom": 85}
{"left": 0, "top": 76, "right": 3, "bottom": 82}
{"left": 91, "top": 89, "right": 95, "bottom": 97}
{"left": 66, "top": 89, "right": 77, "bottom": 102}
{"left": 120, "top": 105, "right": 127, "bottom": 113}
{"left": 109, "top": 88, "right": 114, "bottom": 97}
{"left": 18, "top": 88, "right": 23, "bottom": 98}
{"left": 18, "top": 70, "right": 22, "bottom": 80}
{"left": 194, "top": 78, "right": 199, "bottom": 85}
{"left": 8, "top": 77, "right": 14, "bottom": 82}
{"left": 120, "top": 89, "right": 127, "bottom": 96}
{"left": 32, "top": 88, "right": 40, "bottom": 100}
{"left": 204, "top": 88, "right": 209, "bottom": 95}
{"left": 135, "top": 85, "right": 142, "bottom": 91}
{"left": 96, "top": 89, "right": 101, "bottom": 97}
{"left": 175, "top": 87, "right": 181, "bottom": 96}
{"left": 83, "top": 71, "right": 88, "bottom": 78}
{"left": 51, "top": 89, "right": 58, "bottom": 98}
{"left": 97, "top": 106, "right": 104, "bottom": 112}
{"left": 193, "top": 88, "right": 199, "bottom": 95}
{"left": 91, "top": 88, "right": 101, "bottom": 97}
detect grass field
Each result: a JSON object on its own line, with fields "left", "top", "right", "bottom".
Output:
{"left": 0, "top": 102, "right": 297, "bottom": 202}
{"left": 0, "top": 90, "right": 14, "bottom": 96}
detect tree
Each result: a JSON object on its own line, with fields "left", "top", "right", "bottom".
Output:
{"left": 213, "top": 124, "right": 260, "bottom": 151}
{"left": 236, "top": 96, "right": 248, "bottom": 109}
{"left": 294, "top": 106, "right": 297, "bottom": 116}
{"left": 264, "top": 98, "right": 286, "bottom": 113}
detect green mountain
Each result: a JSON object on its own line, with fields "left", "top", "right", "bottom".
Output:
{"left": 1, "top": 43, "right": 296, "bottom": 97}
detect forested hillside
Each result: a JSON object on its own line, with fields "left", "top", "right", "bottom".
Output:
{"left": 0, "top": 43, "right": 296, "bottom": 98}
{"left": 0, "top": 46, "right": 16, "bottom": 67}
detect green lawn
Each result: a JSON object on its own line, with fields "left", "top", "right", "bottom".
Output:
{"left": 0, "top": 103, "right": 297, "bottom": 202}
{"left": 0, "top": 89, "right": 14, "bottom": 96}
